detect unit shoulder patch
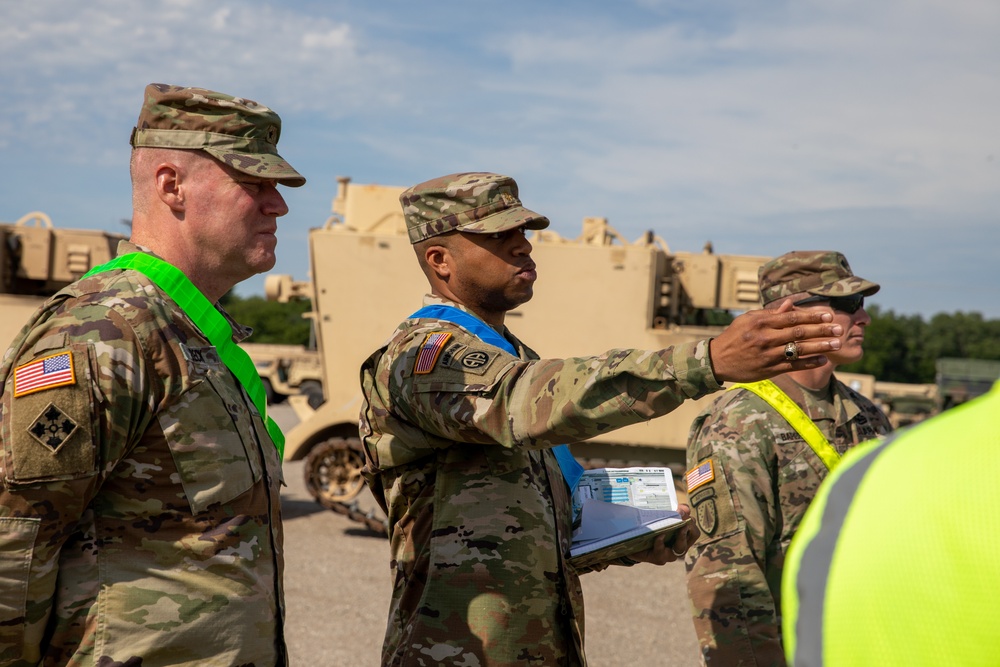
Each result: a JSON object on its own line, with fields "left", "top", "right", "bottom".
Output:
{"left": 691, "top": 487, "right": 719, "bottom": 536}
{"left": 27, "top": 403, "right": 79, "bottom": 453}
{"left": 5, "top": 347, "right": 96, "bottom": 482}
{"left": 440, "top": 341, "right": 500, "bottom": 376}
{"left": 688, "top": 460, "right": 739, "bottom": 541}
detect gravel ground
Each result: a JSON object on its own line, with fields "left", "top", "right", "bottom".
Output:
{"left": 274, "top": 404, "right": 702, "bottom": 666}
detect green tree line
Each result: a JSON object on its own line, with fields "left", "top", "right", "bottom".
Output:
{"left": 839, "top": 305, "right": 1000, "bottom": 383}
{"left": 221, "top": 294, "right": 313, "bottom": 346}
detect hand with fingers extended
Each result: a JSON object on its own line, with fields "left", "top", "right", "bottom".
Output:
{"left": 627, "top": 504, "right": 701, "bottom": 566}
{"left": 708, "top": 299, "right": 843, "bottom": 383}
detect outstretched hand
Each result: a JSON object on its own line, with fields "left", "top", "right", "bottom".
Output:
{"left": 629, "top": 504, "right": 700, "bottom": 566}
{"left": 708, "top": 299, "right": 843, "bottom": 383}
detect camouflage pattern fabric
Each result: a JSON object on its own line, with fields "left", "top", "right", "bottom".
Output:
{"left": 683, "top": 374, "right": 891, "bottom": 666}
{"left": 0, "top": 242, "right": 287, "bottom": 667}
{"left": 757, "top": 250, "right": 879, "bottom": 305}
{"left": 359, "top": 295, "right": 722, "bottom": 667}
{"left": 400, "top": 172, "right": 550, "bottom": 243}
{"left": 130, "top": 82, "right": 305, "bottom": 187}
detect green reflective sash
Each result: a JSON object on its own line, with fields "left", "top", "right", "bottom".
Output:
{"left": 83, "top": 253, "right": 284, "bottom": 458}
{"left": 728, "top": 379, "right": 839, "bottom": 471}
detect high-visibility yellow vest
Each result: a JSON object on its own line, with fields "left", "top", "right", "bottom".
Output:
{"left": 783, "top": 380, "right": 1000, "bottom": 666}
{"left": 729, "top": 379, "right": 841, "bottom": 471}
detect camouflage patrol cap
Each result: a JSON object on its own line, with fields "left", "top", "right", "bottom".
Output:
{"left": 400, "top": 172, "right": 550, "bottom": 244}
{"left": 130, "top": 83, "right": 305, "bottom": 187}
{"left": 759, "top": 250, "right": 880, "bottom": 305}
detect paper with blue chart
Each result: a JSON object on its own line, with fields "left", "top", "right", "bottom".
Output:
{"left": 569, "top": 467, "right": 689, "bottom": 568}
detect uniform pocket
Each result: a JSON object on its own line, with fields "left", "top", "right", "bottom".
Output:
{"left": 0, "top": 517, "right": 40, "bottom": 637}
{"left": 158, "top": 345, "right": 261, "bottom": 514}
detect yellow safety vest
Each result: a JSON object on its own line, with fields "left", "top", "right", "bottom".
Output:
{"left": 783, "top": 381, "right": 1000, "bottom": 666}
{"left": 728, "top": 379, "right": 841, "bottom": 471}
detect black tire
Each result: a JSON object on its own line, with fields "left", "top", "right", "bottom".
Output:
{"left": 262, "top": 378, "right": 286, "bottom": 405}
{"left": 303, "top": 437, "right": 365, "bottom": 505}
{"left": 299, "top": 380, "right": 325, "bottom": 410}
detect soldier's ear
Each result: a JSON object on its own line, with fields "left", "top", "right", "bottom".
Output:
{"left": 153, "top": 162, "right": 185, "bottom": 212}
{"left": 424, "top": 245, "right": 453, "bottom": 281}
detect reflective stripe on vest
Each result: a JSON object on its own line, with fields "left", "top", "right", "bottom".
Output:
{"left": 83, "top": 253, "right": 285, "bottom": 457}
{"left": 784, "top": 381, "right": 1000, "bottom": 666}
{"left": 729, "top": 379, "right": 841, "bottom": 471}
{"left": 409, "top": 304, "right": 585, "bottom": 491}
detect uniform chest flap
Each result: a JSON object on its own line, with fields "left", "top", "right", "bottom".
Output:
{"left": 158, "top": 344, "right": 264, "bottom": 514}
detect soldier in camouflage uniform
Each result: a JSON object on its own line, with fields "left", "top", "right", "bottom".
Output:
{"left": 683, "top": 251, "right": 893, "bottom": 666}
{"left": 0, "top": 83, "right": 304, "bottom": 666}
{"left": 358, "top": 173, "right": 850, "bottom": 666}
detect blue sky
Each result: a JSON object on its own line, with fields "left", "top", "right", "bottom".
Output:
{"left": 3, "top": 0, "right": 998, "bottom": 318}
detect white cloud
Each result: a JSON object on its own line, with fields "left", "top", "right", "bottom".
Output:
{"left": 2, "top": 0, "right": 997, "bottom": 317}
{"left": 0, "top": 1, "right": 401, "bottom": 155}
{"left": 302, "top": 25, "right": 354, "bottom": 50}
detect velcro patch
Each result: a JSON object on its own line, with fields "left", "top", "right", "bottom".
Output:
{"left": 414, "top": 332, "right": 452, "bottom": 374}
{"left": 7, "top": 346, "right": 96, "bottom": 482}
{"left": 441, "top": 343, "right": 499, "bottom": 376}
{"left": 691, "top": 487, "right": 719, "bottom": 536}
{"left": 13, "top": 351, "right": 76, "bottom": 397}
{"left": 27, "top": 403, "right": 79, "bottom": 453}
{"left": 457, "top": 350, "right": 492, "bottom": 370}
{"left": 685, "top": 459, "right": 715, "bottom": 493}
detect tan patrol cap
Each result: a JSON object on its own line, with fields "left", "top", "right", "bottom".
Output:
{"left": 399, "top": 172, "right": 549, "bottom": 244}
{"left": 130, "top": 83, "right": 305, "bottom": 187}
{"left": 759, "top": 250, "right": 880, "bottom": 305}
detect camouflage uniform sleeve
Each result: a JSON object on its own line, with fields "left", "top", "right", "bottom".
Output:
{"left": 389, "top": 327, "right": 720, "bottom": 448}
{"left": 683, "top": 392, "right": 787, "bottom": 666}
{"left": 0, "top": 300, "right": 156, "bottom": 663}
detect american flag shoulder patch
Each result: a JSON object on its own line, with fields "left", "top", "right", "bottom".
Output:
{"left": 685, "top": 459, "right": 715, "bottom": 493}
{"left": 414, "top": 332, "right": 452, "bottom": 375}
{"left": 13, "top": 351, "right": 76, "bottom": 397}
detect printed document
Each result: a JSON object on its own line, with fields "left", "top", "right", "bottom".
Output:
{"left": 569, "top": 467, "right": 688, "bottom": 569}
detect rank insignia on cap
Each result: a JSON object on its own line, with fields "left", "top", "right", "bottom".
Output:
{"left": 13, "top": 351, "right": 76, "bottom": 397}
{"left": 685, "top": 459, "right": 715, "bottom": 493}
{"left": 414, "top": 332, "right": 452, "bottom": 374}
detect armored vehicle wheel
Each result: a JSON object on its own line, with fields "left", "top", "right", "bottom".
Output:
{"left": 262, "top": 378, "right": 282, "bottom": 405}
{"left": 299, "top": 380, "right": 325, "bottom": 410}
{"left": 303, "top": 437, "right": 366, "bottom": 507}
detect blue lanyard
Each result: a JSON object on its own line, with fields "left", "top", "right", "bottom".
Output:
{"left": 410, "top": 304, "right": 584, "bottom": 491}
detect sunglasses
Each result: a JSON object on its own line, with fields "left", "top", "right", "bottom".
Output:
{"left": 793, "top": 293, "right": 866, "bottom": 314}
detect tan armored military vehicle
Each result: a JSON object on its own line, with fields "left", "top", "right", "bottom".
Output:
{"left": 242, "top": 342, "right": 324, "bottom": 407}
{"left": 265, "top": 177, "right": 769, "bottom": 528}
{"left": 1, "top": 212, "right": 126, "bottom": 353}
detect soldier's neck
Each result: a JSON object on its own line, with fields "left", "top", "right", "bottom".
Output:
{"left": 433, "top": 290, "right": 506, "bottom": 330}
{"left": 785, "top": 362, "right": 836, "bottom": 391}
